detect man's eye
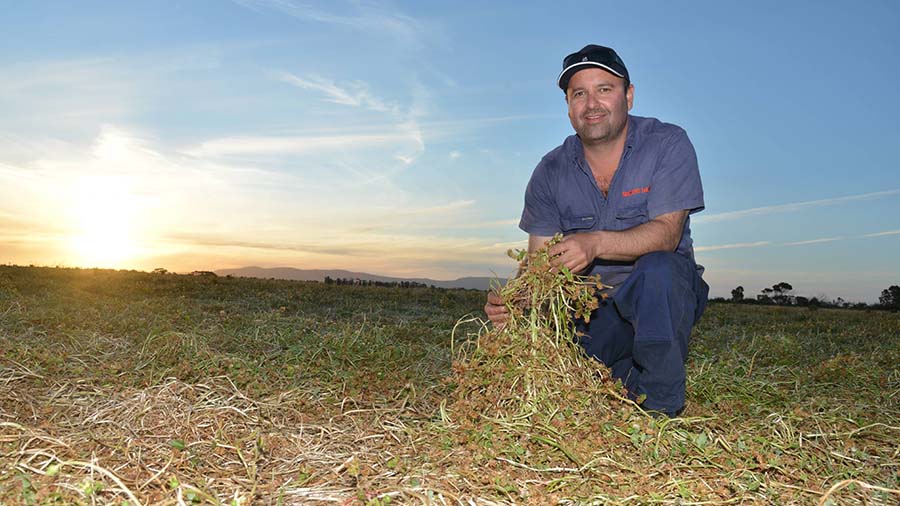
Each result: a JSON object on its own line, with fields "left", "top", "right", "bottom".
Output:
{"left": 599, "top": 87, "right": 611, "bottom": 93}
{"left": 574, "top": 91, "right": 585, "bottom": 98}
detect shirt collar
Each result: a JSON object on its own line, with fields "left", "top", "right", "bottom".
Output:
{"left": 624, "top": 114, "right": 636, "bottom": 155}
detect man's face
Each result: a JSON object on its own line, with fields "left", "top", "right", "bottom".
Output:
{"left": 566, "top": 68, "right": 634, "bottom": 146}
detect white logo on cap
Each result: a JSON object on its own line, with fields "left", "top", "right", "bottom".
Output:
{"left": 582, "top": 56, "right": 588, "bottom": 62}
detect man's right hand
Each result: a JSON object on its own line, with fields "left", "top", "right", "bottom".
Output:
{"left": 484, "top": 290, "right": 510, "bottom": 328}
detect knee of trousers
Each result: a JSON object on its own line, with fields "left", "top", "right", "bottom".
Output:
{"left": 614, "top": 251, "right": 696, "bottom": 323}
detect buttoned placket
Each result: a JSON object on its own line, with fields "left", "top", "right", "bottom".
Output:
{"left": 605, "top": 144, "right": 634, "bottom": 227}
{"left": 575, "top": 142, "right": 635, "bottom": 230}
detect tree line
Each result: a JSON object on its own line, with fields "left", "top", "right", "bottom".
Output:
{"left": 323, "top": 276, "right": 430, "bottom": 288}
{"left": 719, "top": 283, "right": 900, "bottom": 310}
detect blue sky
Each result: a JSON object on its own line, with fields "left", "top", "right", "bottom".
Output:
{"left": 1, "top": 0, "right": 898, "bottom": 302}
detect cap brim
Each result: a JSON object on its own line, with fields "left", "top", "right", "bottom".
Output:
{"left": 557, "top": 62, "right": 625, "bottom": 89}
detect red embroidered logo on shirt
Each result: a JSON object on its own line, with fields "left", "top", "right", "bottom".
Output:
{"left": 622, "top": 186, "right": 650, "bottom": 197}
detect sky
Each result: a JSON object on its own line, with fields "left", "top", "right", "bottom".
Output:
{"left": 1, "top": 0, "right": 899, "bottom": 302}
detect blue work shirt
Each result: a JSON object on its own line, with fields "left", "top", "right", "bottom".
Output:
{"left": 519, "top": 114, "right": 705, "bottom": 290}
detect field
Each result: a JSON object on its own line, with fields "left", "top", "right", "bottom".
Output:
{"left": 1, "top": 265, "right": 898, "bottom": 505}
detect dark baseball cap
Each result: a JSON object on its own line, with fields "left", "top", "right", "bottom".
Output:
{"left": 557, "top": 44, "right": 629, "bottom": 92}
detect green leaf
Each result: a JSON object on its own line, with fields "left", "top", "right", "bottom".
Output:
{"left": 168, "top": 439, "right": 186, "bottom": 451}
{"left": 695, "top": 432, "right": 709, "bottom": 448}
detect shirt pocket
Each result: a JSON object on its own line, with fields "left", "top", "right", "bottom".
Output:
{"left": 612, "top": 203, "right": 649, "bottom": 230}
{"left": 560, "top": 214, "right": 597, "bottom": 234}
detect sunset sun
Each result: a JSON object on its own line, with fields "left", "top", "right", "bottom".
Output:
{"left": 67, "top": 177, "right": 138, "bottom": 268}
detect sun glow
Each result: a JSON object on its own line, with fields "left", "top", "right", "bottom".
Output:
{"left": 67, "top": 176, "right": 138, "bottom": 268}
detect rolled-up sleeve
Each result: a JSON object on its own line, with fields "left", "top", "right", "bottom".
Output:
{"left": 519, "top": 160, "right": 561, "bottom": 236}
{"left": 647, "top": 129, "right": 704, "bottom": 219}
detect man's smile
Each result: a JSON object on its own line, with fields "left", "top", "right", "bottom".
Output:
{"left": 584, "top": 110, "right": 608, "bottom": 122}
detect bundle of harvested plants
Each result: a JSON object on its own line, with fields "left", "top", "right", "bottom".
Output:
{"left": 447, "top": 235, "right": 633, "bottom": 469}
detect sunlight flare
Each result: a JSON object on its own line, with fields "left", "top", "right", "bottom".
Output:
{"left": 67, "top": 176, "right": 137, "bottom": 268}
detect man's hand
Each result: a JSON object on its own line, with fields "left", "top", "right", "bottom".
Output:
{"left": 544, "top": 210, "right": 688, "bottom": 269}
{"left": 548, "top": 232, "right": 600, "bottom": 274}
{"left": 484, "top": 290, "right": 509, "bottom": 328}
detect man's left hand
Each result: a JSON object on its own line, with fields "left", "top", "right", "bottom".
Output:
{"left": 548, "top": 232, "right": 601, "bottom": 274}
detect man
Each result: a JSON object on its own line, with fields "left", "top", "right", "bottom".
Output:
{"left": 484, "top": 44, "right": 709, "bottom": 417}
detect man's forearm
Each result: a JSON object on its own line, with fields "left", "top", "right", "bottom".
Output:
{"left": 592, "top": 213, "right": 684, "bottom": 262}
{"left": 548, "top": 210, "right": 687, "bottom": 274}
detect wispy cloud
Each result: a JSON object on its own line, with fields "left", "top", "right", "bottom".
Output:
{"left": 165, "top": 233, "right": 372, "bottom": 257}
{"left": 393, "top": 199, "right": 476, "bottom": 216}
{"left": 695, "top": 189, "right": 900, "bottom": 224}
{"left": 780, "top": 229, "right": 900, "bottom": 245}
{"left": 162, "top": 230, "right": 520, "bottom": 277}
{"left": 447, "top": 218, "right": 520, "bottom": 229}
{"left": 0, "top": 58, "right": 121, "bottom": 96}
{"left": 0, "top": 161, "right": 42, "bottom": 182}
{"left": 783, "top": 236, "right": 845, "bottom": 246}
{"left": 0, "top": 58, "right": 133, "bottom": 131}
{"left": 698, "top": 227, "right": 900, "bottom": 253}
{"left": 482, "top": 240, "right": 527, "bottom": 251}
{"left": 694, "top": 241, "right": 770, "bottom": 252}
{"left": 182, "top": 132, "right": 416, "bottom": 158}
{"left": 273, "top": 67, "right": 428, "bottom": 169}
{"left": 861, "top": 229, "right": 900, "bottom": 238}
{"left": 232, "top": 0, "right": 426, "bottom": 46}
{"left": 0, "top": 212, "right": 30, "bottom": 231}
{"left": 276, "top": 72, "right": 398, "bottom": 113}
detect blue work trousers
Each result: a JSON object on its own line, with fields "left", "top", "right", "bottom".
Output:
{"left": 577, "top": 251, "right": 709, "bottom": 416}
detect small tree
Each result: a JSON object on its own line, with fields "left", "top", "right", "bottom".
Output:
{"left": 772, "top": 282, "right": 794, "bottom": 305}
{"left": 731, "top": 286, "right": 744, "bottom": 303}
{"left": 880, "top": 285, "right": 900, "bottom": 310}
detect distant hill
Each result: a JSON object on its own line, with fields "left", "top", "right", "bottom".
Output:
{"left": 215, "top": 266, "right": 504, "bottom": 291}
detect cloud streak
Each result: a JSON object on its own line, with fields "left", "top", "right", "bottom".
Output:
{"left": 697, "top": 227, "right": 900, "bottom": 253}
{"left": 694, "top": 189, "right": 900, "bottom": 224}
{"left": 232, "top": 0, "right": 425, "bottom": 46}
{"left": 162, "top": 230, "right": 520, "bottom": 276}
{"left": 277, "top": 72, "right": 398, "bottom": 113}
{"left": 783, "top": 236, "right": 845, "bottom": 246}
{"left": 694, "top": 241, "right": 770, "bottom": 252}
{"left": 183, "top": 132, "right": 417, "bottom": 157}
{"left": 861, "top": 229, "right": 900, "bottom": 238}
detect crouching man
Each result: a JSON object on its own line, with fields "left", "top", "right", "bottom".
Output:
{"left": 485, "top": 44, "right": 709, "bottom": 417}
